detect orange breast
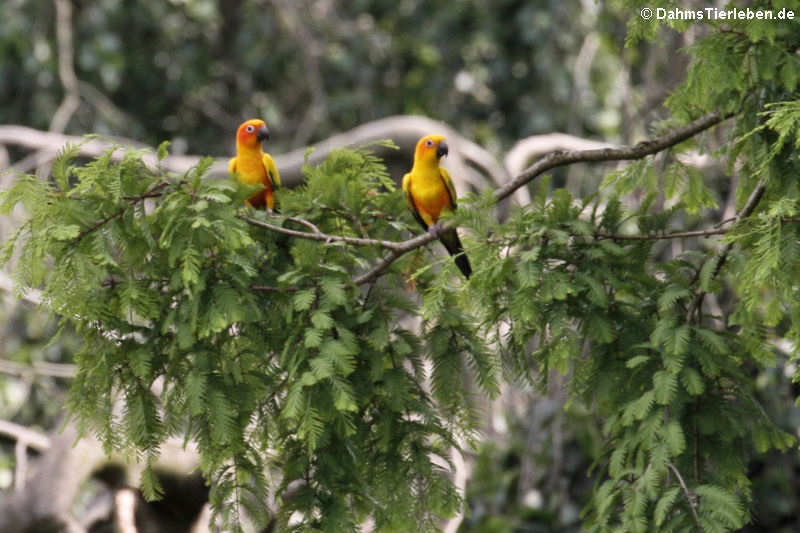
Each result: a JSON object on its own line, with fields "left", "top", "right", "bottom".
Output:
{"left": 236, "top": 155, "right": 273, "bottom": 208}
{"left": 415, "top": 189, "right": 450, "bottom": 221}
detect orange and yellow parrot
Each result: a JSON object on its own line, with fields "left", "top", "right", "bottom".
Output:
{"left": 229, "top": 119, "right": 281, "bottom": 210}
{"left": 402, "top": 135, "right": 472, "bottom": 278}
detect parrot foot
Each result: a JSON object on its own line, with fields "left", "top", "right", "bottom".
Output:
{"left": 428, "top": 222, "right": 442, "bottom": 238}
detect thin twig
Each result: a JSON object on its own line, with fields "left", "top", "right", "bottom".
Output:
{"left": 74, "top": 181, "right": 170, "bottom": 244}
{"left": 281, "top": 215, "right": 324, "bottom": 235}
{"left": 240, "top": 215, "right": 409, "bottom": 250}
{"left": 594, "top": 227, "right": 730, "bottom": 241}
{"left": 667, "top": 462, "right": 703, "bottom": 531}
{"left": 250, "top": 285, "right": 299, "bottom": 293}
{"left": 73, "top": 209, "right": 125, "bottom": 244}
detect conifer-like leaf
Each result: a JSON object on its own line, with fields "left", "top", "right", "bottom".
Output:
{"left": 653, "top": 486, "right": 680, "bottom": 526}
{"left": 653, "top": 371, "right": 678, "bottom": 405}
{"left": 696, "top": 484, "right": 747, "bottom": 529}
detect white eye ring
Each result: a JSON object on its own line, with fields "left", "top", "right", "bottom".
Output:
{"left": 425, "top": 139, "right": 434, "bottom": 147}
{"left": 245, "top": 125, "right": 255, "bottom": 133}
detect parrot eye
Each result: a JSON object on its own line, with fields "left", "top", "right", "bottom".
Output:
{"left": 425, "top": 139, "right": 434, "bottom": 147}
{"left": 245, "top": 125, "right": 255, "bottom": 133}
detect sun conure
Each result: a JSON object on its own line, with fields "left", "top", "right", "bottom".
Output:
{"left": 228, "top": 119, "right": 281, "bottom": 210}
{"left": 402, "top": 135, "right": 472, "bottom": 278}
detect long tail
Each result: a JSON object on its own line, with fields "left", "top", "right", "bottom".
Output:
{"left": 439, "top": 229, "right": 472, "bottom": 279}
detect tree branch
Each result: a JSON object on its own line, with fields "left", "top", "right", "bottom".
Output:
{"left": 250, "top": 285, "right": 299, "bottom": 293}
{"left": 73, "top": 181, "right": 170, "bottom": 244}
{"left": 50, "top": 0, "right": 80, "bottom": 134}
{"left": 0, "top": 358, "right": 77, "bottom": 379}
{"left": 358, "top": 112, "right": 727, "bottom": 283}
{"left": 494, "top": 112, "right": 725, "bottom": 204}
{"left": 0, "top": 419, "right": 51, "bottom": 451}
{"left": 667, "top": 462, "right": 703, "bottom": 531}
{"left": 594, "top": 226, "right": 731, "bottom": 241}
{"left": 353, "top": 232, "right": 440, "bottom": 285}
{"left": 239, "top": 215, "right": 410, "bottom": 250}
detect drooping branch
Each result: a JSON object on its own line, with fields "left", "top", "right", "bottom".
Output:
{"left": 667, "top": 462, "right": 703, "bottom": 531}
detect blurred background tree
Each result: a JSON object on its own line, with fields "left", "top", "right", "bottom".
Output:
{"left": 0, "top": 0, "right": 662, "bottom": 153}
{"left": 2, "top": 1, "right": 800, "bottom": 532}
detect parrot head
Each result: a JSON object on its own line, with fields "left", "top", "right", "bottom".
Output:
{"left": 236, "top": 119, "right": 270, "bottom": 149}
{"left": 414, "top": 134, "right": 448, "bottom": 164}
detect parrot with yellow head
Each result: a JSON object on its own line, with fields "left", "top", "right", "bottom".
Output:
{"left": 402, "top": 135, "right": 472, "bottom": 278}
{"left": 229, "top": 119, "right": 281, "bottom": 211}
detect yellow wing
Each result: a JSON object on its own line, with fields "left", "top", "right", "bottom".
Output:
{"left": 228, "top": 157, "right": 237, "bottom": 175}
{"left": 262, "top": 153, "right": 281, "bottom": 188}
{"left": 438, "top": 166, "right": 457, "bottom": 210}
{"left": 402, "top": 172, "right": 428, "bottom": 230}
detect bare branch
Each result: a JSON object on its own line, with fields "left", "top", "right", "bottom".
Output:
{"left": 0, "top": 419, "right": 51, "bottom": 451}
{"left": 0, "top": 358, "right": 77, "bottom": 379}
{"left": 505, "top": 133, "right": 614, "bottom": 177}
{"left": 353, "top": 231, "right": 440, "bottom": 285}
{"left": 0, "top": 420, "right": 51, "bottom": 495}
{"left": 50, "top": 0, "right": 80, "bottom": 134}
{"left": 667, "top": 462, "right": 703, "bottom": 531}
{"left": 281, "top": 215, "right": 324, "bottom": 235}
{"left": 594, "top": 227, "right": 731, "bottom": 241}
{"left": 495, "top": 112, "right": 725, "bottom": 204}
{"left": 250, "top": 285, "right": 299, "bottom": 293}
{"left": 239, "top": 215, "right": 407, "bottom": 250}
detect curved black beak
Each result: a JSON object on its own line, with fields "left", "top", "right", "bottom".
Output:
{"left": 436, "top": 141, "right": 449, "bottom": 158}
{"left": 256, "top": 125, "right": 270, "bottom": 142}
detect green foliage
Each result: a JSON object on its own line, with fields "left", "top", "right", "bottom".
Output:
{"left": 1, "top": 143, "right": 494, "bottom": 530}
{"left": 5, "top": 1, "right": 800, "bottom": 531}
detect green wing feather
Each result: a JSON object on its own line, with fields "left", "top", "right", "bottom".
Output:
{"left": 262, "top": 153, "right": 281, "bottom": 187}
{"left": 438, "top": 166, "right": 458, "bottom": 210}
